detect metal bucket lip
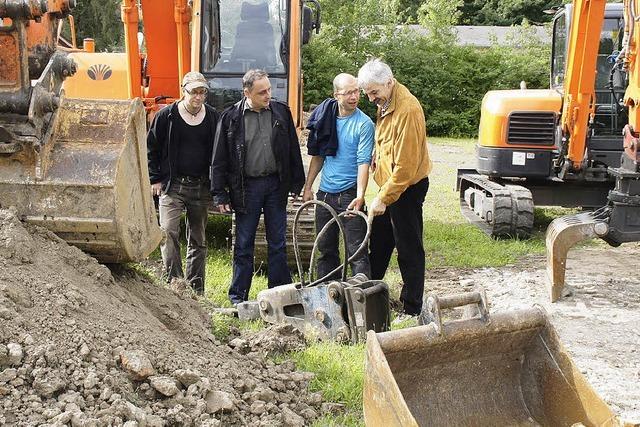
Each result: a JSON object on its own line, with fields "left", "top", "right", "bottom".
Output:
{"left": 374, "top": 306, "right": 548, "bottom": 355}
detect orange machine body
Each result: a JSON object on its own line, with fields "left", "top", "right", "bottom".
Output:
{"left": 64, "top": 0, "right": 315, "bottom": 128}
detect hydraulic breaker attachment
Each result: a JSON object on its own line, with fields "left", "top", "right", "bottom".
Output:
{"left": 545, "top": 210, "right": 610, "bottom": 302}
{"left": 256, "top": 273, "right": 389, "bottom": 343}
{"left": 255, "top": 200, "right": 390, "bottom": 343}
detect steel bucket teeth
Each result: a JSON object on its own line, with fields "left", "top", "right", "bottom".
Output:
{"left": 545, "top": 212, "right": 600, "bottom": 302}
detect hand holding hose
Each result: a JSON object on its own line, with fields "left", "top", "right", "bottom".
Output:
{"left": 368, "top": 196, "right": 386, "bottom": 218}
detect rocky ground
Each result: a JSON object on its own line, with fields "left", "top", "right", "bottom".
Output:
{"left": 0, "top": 208, "right": 331, "bottom": 426}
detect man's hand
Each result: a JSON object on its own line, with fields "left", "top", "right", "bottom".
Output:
{"left": 302, "top": 187, "right": 314, "bottom": 203}
{"left": 218, "top": 204, "right": 231, "bottom": 214}
{"left": 151, "top": 182, "right": 162, "bottom": 196}
{"left": 347, "top": 196, "right": 365, "bottom": 212}
{"left": 289, "top": 192, "right": 301, "bottom": 203}
{"left": 369, "top": 196, "right": 386, "bottom": 218}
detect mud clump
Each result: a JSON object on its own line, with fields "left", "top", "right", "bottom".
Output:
{"left": 0, "top": 209, "right": 326, "bottom": 426}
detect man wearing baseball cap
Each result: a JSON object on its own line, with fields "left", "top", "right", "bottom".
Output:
{"left": 147, "top": 71, "right": 219, "bottom": 295}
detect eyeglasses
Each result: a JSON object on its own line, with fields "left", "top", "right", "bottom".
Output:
{"left": 185, "top": 88, "right": 209, "bottom": 97}
{"left": 335, "top": 89, "right": 360, "bottom": 97}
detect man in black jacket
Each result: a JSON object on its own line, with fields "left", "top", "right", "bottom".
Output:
{"left": 211, "top": 69, "right": 305, "bottom": 305}
{"left": 147, "top": 71, "right": 219, "bottom": 295}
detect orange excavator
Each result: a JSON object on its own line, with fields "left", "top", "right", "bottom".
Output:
{"left": 0, "top": 0, "right": 160, "bottom": 263}
{"left": 0, "top": 0, "right": 319, "bottom": 263}
{"left": 547, "top": 0, "right": 640, "bottom": 301}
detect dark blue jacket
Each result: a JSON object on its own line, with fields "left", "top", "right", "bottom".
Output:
{"left": 210, "top": 98, "right": 305, "bottom": 214}
{"left": 306, "top": 98, "right": 338, "bottom": 157}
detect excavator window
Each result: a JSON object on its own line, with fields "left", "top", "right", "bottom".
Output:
{"left": 551, "top": 13, "right": 566, "bottom": 89}
{"left": 201, "top": 0, "right": 288, "bottom": 75}
{"left": 552, "top": 11, "right": 626, "bottom": 136}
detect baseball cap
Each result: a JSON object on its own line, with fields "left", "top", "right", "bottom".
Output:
{"left": 182, "top": 71, "right": 208, "bottom": 92}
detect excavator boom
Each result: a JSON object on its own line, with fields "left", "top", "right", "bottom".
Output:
{"left": 547, "top": 0, "right": 640, "bottom": 300}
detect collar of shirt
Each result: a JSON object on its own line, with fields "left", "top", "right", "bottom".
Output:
{"left": 381, "top": 99, "right": 391, "bottom": 115}
{"left": 244, "top": 99, "right": 271, "bottom": 113}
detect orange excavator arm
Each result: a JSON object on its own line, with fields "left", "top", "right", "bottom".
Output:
{"left": 121, "top": 0, "right": 191, "bottom": 109}
{"left": 547, "top": 0, "right": 640, "bottom": 301}
{"left": 559, "top": 0, "right": 607, "bottom": 172}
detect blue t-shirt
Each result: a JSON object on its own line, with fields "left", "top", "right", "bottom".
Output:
{"left": 319, "top": 108, "right": 375, "bottom": 193}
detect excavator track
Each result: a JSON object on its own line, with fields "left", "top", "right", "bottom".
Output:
{"left": 458, "top": 173, "right": 534, "bottom": 239}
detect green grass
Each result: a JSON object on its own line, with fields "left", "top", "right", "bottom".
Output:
{"left": 290, "top": 342, "right": 366, "bottom": 427}
{"left": 204, "top": 248, "right": 268, "bottom": 307}
{"left": 428, "top": 136, "right": 476, "bottom": 147}
{"left": 423, "top": 221, "right": 544, "bottom": 268}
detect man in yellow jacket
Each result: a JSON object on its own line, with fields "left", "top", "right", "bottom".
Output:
{"left": 357, "top": 58, "right": 432, "bottom": 316}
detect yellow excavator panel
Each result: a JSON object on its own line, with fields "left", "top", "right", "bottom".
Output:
{"left": 479, "top": 89, "right": 562, "bottom": 149}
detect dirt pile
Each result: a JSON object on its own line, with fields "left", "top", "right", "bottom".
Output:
{"left": 0, "top": 208, "right": 324, "bottom": 426}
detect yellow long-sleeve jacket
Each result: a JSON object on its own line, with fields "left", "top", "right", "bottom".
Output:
{"left": 374, "top": 81, "right": 432, "bottom": 205}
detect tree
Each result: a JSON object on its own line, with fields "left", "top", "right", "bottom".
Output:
{"left": 417, "top": 0, "right": 463, "bottom": 41}
{"left": 458, "top": 0, "right": 556, "bottom": 26}
{"left": 72, "top": 0, "right": 123, "bottom": 52}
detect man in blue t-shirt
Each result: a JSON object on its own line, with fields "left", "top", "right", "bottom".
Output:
{"left": 303, "top": 73, "right": 375, "bottom": 280}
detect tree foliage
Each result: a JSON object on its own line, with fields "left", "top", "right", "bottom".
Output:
{"left": 458, "top": 0, "right": 556, "bottom": 26}
{"left": 303, "top": 0, "right": 551, "bottom": 137}
{"left": 72, "top": 0, "right": 123, "bottom": 52}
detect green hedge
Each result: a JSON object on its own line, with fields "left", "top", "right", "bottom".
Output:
{"left": 302, "top": 28, "right": 550, "bottom": 137}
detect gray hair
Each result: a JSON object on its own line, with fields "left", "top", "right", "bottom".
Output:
{"left": 243, "top": 69, "right": 269, "bottom": 90}
{"left": 357, "top": 59, "right": 394, "bottom": 87}
{"left": 333, "top": 73, "right": 357, "bottom": 92}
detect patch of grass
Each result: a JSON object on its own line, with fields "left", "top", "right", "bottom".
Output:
{"left": 210, "top": 312, "right": 237, "bottom": 341}
{"left": 311, "top": 413, "right": 364, "bottom": 427}
{"left": 424, "top": 221, "right": 544, "bottom": 268}
{"left": 290, "top": 342, "right": 365, "bottom": 419}
{"left": 204, "top": 249, "right": 268, "bottom": 307}
{"left": 428, "top": 137, "right": 476, "bottom": 147}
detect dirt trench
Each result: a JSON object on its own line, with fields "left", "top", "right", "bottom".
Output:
{"left": 0, "top": 208, "right": 328, "bottom": 426}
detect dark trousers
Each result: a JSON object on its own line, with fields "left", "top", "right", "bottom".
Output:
{"left": 370, "top": 177, "right": 429, "bottom": 315}
{"left": 158, "top": 180, "right": 210, "bottom": 294}
{"left": 315, "top": 187, "right": 370, "bottom": 280}
{"left": 229, "top": 175, "right": 291, "bottom": 304}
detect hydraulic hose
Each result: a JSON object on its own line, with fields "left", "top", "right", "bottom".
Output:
{"left": 292, "top": 199, "right": 372, "bottom": 287}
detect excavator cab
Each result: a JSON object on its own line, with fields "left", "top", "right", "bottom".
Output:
{"left": 200, "top": 0, "right": 320, "bottom": 128}
{"left": 551, "top": 3, "right": 627, "bottom": 168}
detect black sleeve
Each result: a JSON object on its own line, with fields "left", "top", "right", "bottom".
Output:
{"left": 210, "top": 113, "right": 230, "bottom": 205}
{"left": 287, "top": 109, "right": 305, "bottom": 195}
{"left": 147, "top": 110, "right": 167, "bottom": 185}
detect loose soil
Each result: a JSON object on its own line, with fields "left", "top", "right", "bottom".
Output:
{"left": 0, "top": 208, "right": 324, "bottom": 426}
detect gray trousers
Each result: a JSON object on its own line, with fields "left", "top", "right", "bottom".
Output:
{"left": 158, "top": 180, "right": 210, "bottom": 294}
{"left": 315, "top": 187, "right": 370, "bottom": 280}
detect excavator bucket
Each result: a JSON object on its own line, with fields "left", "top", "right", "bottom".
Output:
{"left": 364, "top": 291, "right": 626, "bottom": 427}
{"left": 545, "top": 211, "right": 606, "bottom": 302}
{"left": 0, "top": 97, "right": 161, "bottom": 263}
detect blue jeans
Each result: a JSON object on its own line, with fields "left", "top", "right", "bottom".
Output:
{"left": 229, "top": 175, "right": 291, "bottom": 303}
